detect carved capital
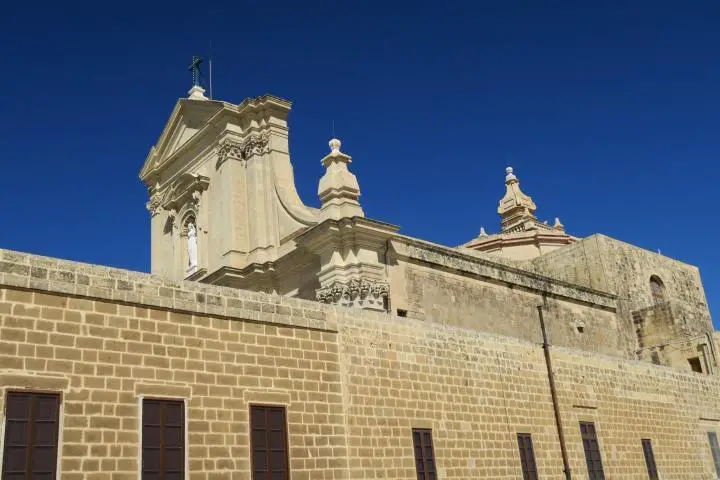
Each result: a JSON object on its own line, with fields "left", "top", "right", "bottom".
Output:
{"left": 316, "top": 279, "right": 389, "bottom": 311}
{"left": 241, "top": 132, "right": 270, "bottom": 160}
{"left": 217, "top": 138, "right": 244, "bottom": 167}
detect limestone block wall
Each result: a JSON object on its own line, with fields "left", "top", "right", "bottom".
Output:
{"left": 388, "top": 238, "right": 632, "bottom": 358}
{"left": 1, "top": 249, "right": 720, "bottom": 479}
{"left": 529, "top": 234, "right": 715, "bottom": 369}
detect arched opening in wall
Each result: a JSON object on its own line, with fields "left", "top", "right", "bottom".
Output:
{"left": 649, "top": 275, "right": 666, "bottom": 304}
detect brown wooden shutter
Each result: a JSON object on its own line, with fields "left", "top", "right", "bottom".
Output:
{"left": 142, "top": 399, "right": 185, "bottom": 480}
{"left": 250, "top": 405, "right": 289, "bottom": 480}
{"left": 516, "top": 433, "right": 538, "bottom": 480}
{"left": 412, "top": 428, "right": 437, "bottom": 480}
{"left": 708, "top": 432, "right": 720, "bottom": 477}
{"left": 2, "top": 392, "right": 60, "bottom": 480}
{"left": 580, "top": 422, "right": 605, "bottom": 480}
{"left": 641, "top": 439, "right": 659, "bottom": 480}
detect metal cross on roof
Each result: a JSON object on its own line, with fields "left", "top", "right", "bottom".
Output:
{"left": 188, "top": 56, "right": 203, "bottom": 87}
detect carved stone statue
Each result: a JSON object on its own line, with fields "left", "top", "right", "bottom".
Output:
{"left": 187, "top": 223, "right": 198, "bottom": 268}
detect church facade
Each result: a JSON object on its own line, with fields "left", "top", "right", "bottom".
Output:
{"left": 0, "top": 81, "right": 718, "bottom": 479}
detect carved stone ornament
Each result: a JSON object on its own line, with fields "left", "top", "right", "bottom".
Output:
{"left": 241, "top": 132, "right": 270, "bottom": 160}
{"left": 146, "top": 195, "right": 163, "bottom": 216}
{"left": 191, "top": 190, "right": 202, "bottom": 205}
{"left": 316, "top": 279, "right": 389, "bottom": 310}
{"left": 216, "top": 138, "right": 244, "bottom": 167}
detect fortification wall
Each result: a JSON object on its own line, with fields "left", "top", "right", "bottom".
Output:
{"left": 0, "top": 249, "right": 719, "bottom": 479}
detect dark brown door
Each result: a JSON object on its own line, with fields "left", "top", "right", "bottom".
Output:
{"left": 412, "top": 428, "right": 437, "bottom": 480}
{"left": 250, "top": 405, "right": 289, "bottom": 480}
{"left": 580, "top": 422, "right": 605, "bottom": 480}
{"left": 142, "top": 399, "right": 184, "bottom": 480}
{"left": 516, "top": 433, "right": 538, "bottom": 480}
{"left": 2, "top": 392, "right": 60, "bottom": 480}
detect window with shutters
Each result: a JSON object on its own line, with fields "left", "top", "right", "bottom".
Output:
{"left": 142, "top": 398, "right": 185, "bottom": 480}
{"left": 412, "top": 428, "right": 437, "bottom": 480}
{"left": 1, "top": 392, "right": 60, "bottom": 480}
{"left": 708, "top": 432, "right": 720, "bottom": 477}
{"left": 580, "top": 422, "right": 605, "bottom": 480}
{"left": 516, "top": 433, "right": 538, "bottom": 480}
{"left": 641, "top": 439, "right": 659, "bottom": 480}
{"left": 250, "top": 405, "right": 289, "bottom": 480}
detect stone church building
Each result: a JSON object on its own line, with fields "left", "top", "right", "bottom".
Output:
{"left": 1, "top": 79, "right": 719, "bottom": 479}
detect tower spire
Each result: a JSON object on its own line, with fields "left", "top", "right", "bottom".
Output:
{"left": 497, "top": 166, "right": 538, "bottom": 232}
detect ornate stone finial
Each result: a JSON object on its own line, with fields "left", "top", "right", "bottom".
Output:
{"left": 329, "top": 138, "right": 342, "bottom": 156}
{"left": 505, "top": 166, "right": 517, "bottom": 183}
{"left": 479, "top": 227, "right": 488, "bottom": 237}
{"left": 553, "top": 217, "right": 565, "bottom": 231}
{"left": 318, "top": 137, "right": 364, "bottom": 220}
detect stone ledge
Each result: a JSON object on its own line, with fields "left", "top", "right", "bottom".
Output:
{"left": 0, "top": 249, "right": 338, "bottom": 333}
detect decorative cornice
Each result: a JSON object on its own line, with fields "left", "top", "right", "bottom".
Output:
{"left": 241, "top": 132, "right": 270, "bottom": 160}
{"left": 316, "top": 279, "right": 389, "bottom": 310}
{"left": 216, "top": 138, "right": 244, "bottom": 167}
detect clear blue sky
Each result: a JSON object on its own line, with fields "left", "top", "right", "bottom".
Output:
{"left": 1, "top": 1, "right": 718, "bottom": 322}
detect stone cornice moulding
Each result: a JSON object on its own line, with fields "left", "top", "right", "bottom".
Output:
{"left": 296, "top": 217, "right": 400, "bottom": 252}
{"left": 392, "top": 235, "right": 617, "bottom": 310}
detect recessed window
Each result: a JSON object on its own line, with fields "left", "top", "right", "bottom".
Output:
{"left": 250, "top": 405, "right": 289, "bottom": 480}
{"left": 641, "top": 439, "right": 659, "bottom": 480}
{"left": 576, "top": 325, "right": 585, "bottom": 334}
{"left": 397, "top": 309, "right": 408, "bottom": 318}
{"left": 1, "top": 392, "right": 60, "bottom": 478}
{"left": 142, "top": 398, "right": 185, "bottom": 480}
{"left": 650, "top": 276, "right": 666, "bottom": 304}
{"left": 709, "top": 432, "right": 720, "bottom": 478}
{"left": 412, "top": 428, "right": 437, "bottom": 480}
{"left": 516, "top": 433, "right": 538, "bottom": 480}
{"left": 688, "top": 357, "right": 703, "bottom": 373}
{"left": 580, "top": 422, "right": 605, "bottom": 480}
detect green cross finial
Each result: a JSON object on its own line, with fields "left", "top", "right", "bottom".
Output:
{"left": 188, "top": 56, "right": 203, "bottom": 87}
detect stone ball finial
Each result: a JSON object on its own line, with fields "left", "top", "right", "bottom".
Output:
{"left": 329, "top": 138, "right": 342, "bottom": 155}
{"left": 505, "top": 166, "right": 517, "bottom": 182}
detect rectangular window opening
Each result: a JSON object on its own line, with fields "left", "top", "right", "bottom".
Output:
{"left": 516, "top": 433, "right": 538, "bottom": 480}
{"left": 689, "top": 357, "right": 703, "bottom": 373}
{"left": 580, "top": 422, "right": 605, "bottom": 480}
{"left": 142, "top": 398, "right": 185, "bottom": 480}
{"left": 412, "top": 428, "right": 437, "bottom": 480}
{"left": 1, "top": 392, "right": 61, "bottom": 479}
{"left": 708, "top": 432, "right": 720, "bottom": 478}
{"left": 397, "top": 309, "right": 408, "bottom": 318}
{"left": 250, "top": 405, "right": 289, "bottom": 480}
{"left": 641, "top": 439, "right": 659, "bottom": 480}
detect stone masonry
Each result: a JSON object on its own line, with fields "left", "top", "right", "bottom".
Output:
{"left": 2, "top": 249, "right": 720, "bottom": 479}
